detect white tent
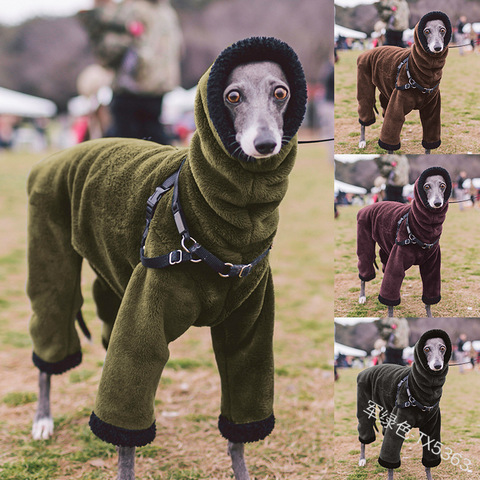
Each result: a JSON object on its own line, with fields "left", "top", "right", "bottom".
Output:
{"left": 335, "top": 0, "right": 377, "bottom": 7}
{"left": 335, "top": 24, "right": 367, "bottom": 40}
{"left": 335, "top": 342, "right": 367, "bottom": 357}
{"left": 0, "top": 87, "right": 57, "bottom": 118}
{"left": 335, "top": 179, "right": 367, "bottom": 194}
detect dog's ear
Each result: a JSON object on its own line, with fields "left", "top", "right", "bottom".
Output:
{"left": 417, "top": 11, "right": 452, "bottom": 51}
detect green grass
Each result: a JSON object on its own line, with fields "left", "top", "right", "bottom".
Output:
{"left": 335, "top": 49, "right": 480, "bottom": 154}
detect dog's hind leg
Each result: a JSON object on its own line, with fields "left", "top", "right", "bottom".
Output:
{"left": 359, "top": 443, "right": 366, "bottom": 466}
{"left": 359, "top": 125, "right": 366, "bottom": 149}
{"left": 425, "top": 304, "right": 432, "bottom": 318}
{"left": 117, "top": 446, "right": 135, "bottom": 480}
{"left": 228, "top": 442, "right": 250, "bottom": 480}
{"left": 359, "top": 280, "right": 366, "bottom": 304}
{"left": 32, "top": 372, "right": 53, "bottom": 440}
{"left": 388, "top": 306, "right": 394, "bottom": 317}
{"left": 425, "top": 467, "right": 433, "bottom": 480}
{"left": 425, "top": 149, "right": 431, "bottom": 154}
{"left": 387, "top": 469, "right": 394, "bottom": 480}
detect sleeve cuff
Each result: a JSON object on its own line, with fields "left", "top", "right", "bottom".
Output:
{"left": 378, "top": 139, "right": 401, "bottom": 151}
{"left": 422, "top": 456, "right": 441, "bottom": 468}
{"left": 378, "top": 457, "right": 401, "bottom": 469}
{"left": 89, "top": 411, "right": 156, "bottom": 447}
{"left": 218, "top": 414, "right": 275, "bottom": 443}
{"left": 422, "top": 139, "right": 441, "bottom": 150}
{"left": 378, "top": 294, "right": 401, "bottom": 306}
{"left": 32, "top": 350, "right": 82, "bottom": 375}
{"left": 359, "top": 117, "right": 376, "bottom": 127}
{"left": 422, "top": 295, "right": 441, "bottom": 305}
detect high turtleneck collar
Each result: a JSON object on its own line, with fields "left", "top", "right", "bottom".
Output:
{"left": 409, "top": 329, "right": 451, "bottom": 404}
{"left": 408, "top": 167, "right": 450, "bottom": 243}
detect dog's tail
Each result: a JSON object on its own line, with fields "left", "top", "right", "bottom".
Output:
{"left": 373, "top": 104, "right": 379, "bottom": 116}
{"left": 76, "top": 311, "right": 92, "bottom": 341}
{"left": 373, "top": 259, "right": 379, "bottom": 270}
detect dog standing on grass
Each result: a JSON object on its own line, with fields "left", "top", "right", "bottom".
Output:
{"left": 27, "top": 37, "right": 307, "bottom": 480}
{"left": 357, "top": 11, "right": 451, "bottom": 153}
{"left": 357, "top": 329, "right": 451, "bottom": 480}
{"left": 357, "top": 166, "right": 451, "bottom": 318}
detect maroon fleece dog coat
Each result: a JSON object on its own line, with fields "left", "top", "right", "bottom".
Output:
{"left": 357, "top": 11, "right": 451, "bottom": 151}
{"left": 357, "top": 166, "right": 451, "bottom": 306}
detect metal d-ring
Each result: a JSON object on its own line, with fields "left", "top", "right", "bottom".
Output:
{"left": 218, "top": 263, "right": 234, "bottom": 278}
{"left": 181, "top": 236, "right": 202, "bottom": 263}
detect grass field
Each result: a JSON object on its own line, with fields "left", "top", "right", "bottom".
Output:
{"left": 334, "top": 367, "right": 480, "bottom": 480}
{"left": 0, "top": 143, "right": 334, "bottom": 480}
{"left": 334, "top": 49, "right": 480, "bottom": 154}
{"left": 334, "top": 203, "right": 480, "bottom": 318}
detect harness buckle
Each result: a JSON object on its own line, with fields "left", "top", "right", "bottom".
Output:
{"left": 239, "top": 264, "right": 252, "bottom": 278}
{"left": 404, "top": 238, "right": 411, "bottom": 245}
{"left": 408, "top": 233, "right": 416, "bottom": 244}
{"left": 408, "top": 77, "right": 416, "bottom": 87}
{"left": 181, "top": 236, "right": 202, "bottom": 263}
{"left": 219, "top": 263, "right": 234, "bottom": 278}
{"left": 169, "top": 250, "right": 183, "bottom": 265}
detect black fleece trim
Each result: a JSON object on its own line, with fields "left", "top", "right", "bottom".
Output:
{"left": 422, "top": 139, "right": 441, "bottom": 150}
{"left": 89, "top": 411, "right": 156, "bottom": 447}
{"left": 416, "top": 329, "right": 452, "bottom": 365}
{"left": 422, "top": 294, "right": 441, "bottom": 305}
{"left": 378, "top": 139, "right": 401, "bottom": 151}
{"left": 422, "top": 456, "right": 441, "bottom": 468}
{"left": 359, "top": 273, "right": 375, "bottom": 282}
{"left": 417, "top": 11, "right": 452, "bottom": 53}
{"left": 359, "top": 435, "right": 376, "bottom": 445}
{"left": 32, "top": 350, "right": 82, "bottom": 375}
{"left": 359, "top": 117, "right": 376, "bottom": 127}
{"left": 378, "top": 294, "right": 400, "bottom": 306}
{"left": 378, "top": 457, "right": 401, "bottom": 469}
{"left": 417, "top": 166, "right": 452, "bottom": 209}
{"left": 218, "top": 414, "right": 275, "bottom": 443}
{"left": 207, "top": 37, "right": 307, "bottom": 160}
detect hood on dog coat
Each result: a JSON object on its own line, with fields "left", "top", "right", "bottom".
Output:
{"left": 26, "top": 37, "right": 306, "bottom": 447}
{"left": 357, "top": 329, "right": 451, "bottom": 469}
{"left": 357, "top": 11, "right": 450, "bottom": 151}
{"left": 357, "top": 166, "right": 451, "bottom": 306}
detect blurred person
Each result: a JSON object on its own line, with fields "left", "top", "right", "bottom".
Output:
{"left": 457, "top": 15, "right": 467, "bottom": 55}
{"left": 456, "top": 170, "right": 467, "bottom": 210}
{"left": 80, "top": 0, "right": 182, "bottom": 144}
{"left": 376, "top": 318, "right": 409, "bottom": 366}
{"left": 376, "top": 0, "right": 410, "bottom": 48}
{"left": 457, "top": 333, "right": 467, "bottom": 373}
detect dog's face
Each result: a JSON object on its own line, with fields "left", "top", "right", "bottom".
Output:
{"left": 423, "top": 174, "right": 447, "bottom": 209}
{"left": 423, "top": 19, "right": 447, "bottom": 53}
{"left": 423, "top": 337, "right": 447, "bottom": 371}
{"left": 223, "top": 61, "right": 290, "bottom": 159}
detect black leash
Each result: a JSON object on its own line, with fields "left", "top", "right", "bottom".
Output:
{"left": 140, "top": 158, "right": 271, "bottom": 278}
{"left": 395, "top": 55, "right": 439, "bottom": 94}
{"left": 395, "top": 374, "right": 439, "bottom": 412}
{"left": 449, "top": 198, "right": 474, "bottom": 204}
{"left": 298, "top": 138, "right": 334, "bottom": 144}
{"left": 394, "top": 212, "right": 439, "bottom": 250}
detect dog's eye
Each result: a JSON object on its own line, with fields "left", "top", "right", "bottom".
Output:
{"left": 424, "top": 184, "right": 430, "bottom": 190}
{"left": 440, "top": 183, "right": 446, "bottom": 191}
{"left": 226, "top": 90, "right": 241, "bottom": 104}
{"left": 440, "top": 346, "right": 446, "bottom": 352}
{"left": 424, "top": 28, "right": 431, "bottom": 35}
{"left": 424, "top": 346, "right": 430, "bottom": 352}
{"left": 274, "top": 87, "right": 288, "bottom": 100}
{"left": 440, "top": 27, "right": 446, "bottom": 35}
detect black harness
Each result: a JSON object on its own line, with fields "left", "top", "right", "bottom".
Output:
{"left": 395, "top": 55, "right": 439, "bottom": 94}
{"left": 395, "top": 374, "right": 439, "bottom": 412}
{"left": 395, "top": 211, "right": 438, "bottom": 250}
{"left": 140, "top": 159, "right": 271, "bottom": 278}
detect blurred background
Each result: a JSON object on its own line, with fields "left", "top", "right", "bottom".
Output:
{"left": 0, "top": 0, "right": 334, "bottom": 151}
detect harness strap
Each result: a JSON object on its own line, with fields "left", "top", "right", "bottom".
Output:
{"left": 395, "top": 374, "right": 439, "bottom": 412}
{"left": 394, "top": 212, "right": 439, "bottom": 250}
{"left": 395, "top": 55, "right": 439, "bottom": 94}
{"left": 140, "top": 158, "right": 271, "bottom": 278}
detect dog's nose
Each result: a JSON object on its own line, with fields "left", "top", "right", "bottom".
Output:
{"left": 434, "top": 363, "right": 442, "bottom": 370}
{"left": 254, "top": 138, "right": 277, "bottom": 155}
{"left": 434, "top": 46, "right": 443, "bottom": 52}
{"left": 434, "top": 201, "right": 442, "bottom": 208}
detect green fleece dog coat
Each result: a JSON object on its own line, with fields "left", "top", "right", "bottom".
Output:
{"left": 27, "top": 37, "right": 307, "bottom": 447}
{"left": 357, "top": 329, "right": 451, "bottom": 469}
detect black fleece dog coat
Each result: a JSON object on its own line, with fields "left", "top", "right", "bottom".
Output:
{"left": 357, "top": 329, "right": 451, "bottom": 469}
{"left": 26, "top": 37, "right": 307, "bottom": 447}
{"left": 357, "top": 11, "right": 451, "bottom": 151}
{"left": 357, "top": 166, "right": 451, "bottom": 306}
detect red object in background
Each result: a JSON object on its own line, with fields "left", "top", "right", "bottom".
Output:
{"left": 128, "top": 21, "right": 145, "bottom": 37}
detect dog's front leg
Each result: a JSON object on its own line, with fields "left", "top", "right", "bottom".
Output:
{"left": 425, "top": 149, "right": 431, "bottom": 154}
{"left": 359, "top": 125, "right": 366, "bottom": 149}
{"left": 387, "top": 305, "right": 394, "bottom": 317}
{"left": 32, "top": 371, "right": 54, "bottom": 440}
{"left": 359, "top": 280, "right": 366, "bottom": 304}
{"left": 359, "top": 443, "right": 366, "bottom": 466}
{"left": 228, "top": 441, "right": 250, "bottom": 480}
{"left": 387, "top": 468, "right": 394, "bottom": 480}
{"left": 425, "top": 304, "right": 432, "bottom": 318}
{"left": 425, "top": 467, "right": 433, "bottom": 480}
{"left": 117, "top": 446, "right": 135, "bottom": 480}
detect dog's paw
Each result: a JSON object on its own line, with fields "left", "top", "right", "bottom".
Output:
{"left": 358, "top": 140, "right": 366, "bottom": 149}
{"left": 359, "top": 295, "right": 366, "bottom": 304}
{"left": 359, "top": 459, "right": 366, "bottom": 467}
{"left": 32, "top": 417, "right": 54, "bottom": 440}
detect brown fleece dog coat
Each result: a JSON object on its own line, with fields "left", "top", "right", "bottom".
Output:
{"left": 357, "top": 166, "right": 451, "bottom": 306}
{"left": 357, "top": 11, "right": 451, "bottom": 151}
